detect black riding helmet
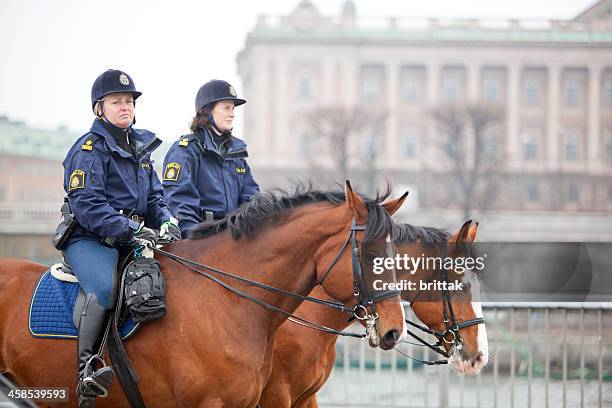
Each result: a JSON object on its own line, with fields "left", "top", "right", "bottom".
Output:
{"left": 91, "top": 69, "right": 142, "bottom": 113}
{"left": 195, "top": 79, "right": 246, "bottom": 113}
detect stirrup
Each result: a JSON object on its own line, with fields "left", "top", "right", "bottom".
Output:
{"left": 81, "top": 355, "right": 113, "bottom": 398}
{"left": 77, "top": 390, "right": 96, "bottom": 408}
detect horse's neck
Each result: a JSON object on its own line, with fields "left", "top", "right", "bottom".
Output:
{"left": 169, "top": 205, "right": 348, "bottom": 331}
{"left": 240, "top": 206, "right": 349, "bottom": 329}
{"left": 295, "top": 286, "right": 352, "bottom": 332}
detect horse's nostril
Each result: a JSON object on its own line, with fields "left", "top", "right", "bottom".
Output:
{"left": 471, "top": 351, "right": 484, "bottom": 367}
{"left": 384, "top": 330, "right": 400, "bottom": 344}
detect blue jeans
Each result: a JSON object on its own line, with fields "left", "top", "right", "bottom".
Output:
{"left": 63, "top": 240, "right": 119, "bottom": 310}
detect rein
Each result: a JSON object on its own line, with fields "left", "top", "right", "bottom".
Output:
{"left": 399, "top": 243, "right": 485, "bottom": 365}
{"left": 152, "top": 218, "right": 400, "bottom": 339}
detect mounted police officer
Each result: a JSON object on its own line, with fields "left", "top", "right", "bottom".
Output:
{"left": 162, "top": 79, "right": 259, "bottom": 235}
{"left": 59, "top": 69, "right": 181, "bottom": 407}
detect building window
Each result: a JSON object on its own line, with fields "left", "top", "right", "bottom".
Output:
{"left": 604, "top": 136, "right": 612, "bottom": 162}
{"left": 523, "top": 133, "right": 538, "bottom": 160}
{"left": 403, "top": 78, "right": 418, "bottom": 103}
{"left": 605, "top": 80, "right": 612, "bottom": 105}
{"left": 299, "top": 77, "right": 311, "bottom": 99}
{"left": 446, "top": 133, "right": 460, "bottom": 158}
{"left": 404, "top": 131, "right": 417, "bottom": 158}
{"left": 564, "top": 79, "right": 580, "bottom": 106}
{"left": 299, "top": 133, "right": 312, "bottom": 155}
{"left": 526, "top": 180, "right": 539, "bottom": 202}
{"left": 443, "top": 78, "right": 459, "bottom": 101}
{"left": 564, "top": 133, "right": 579, "bottom": 161}
{"left": 362, "top": 77, "right": 380, "bottom": 102}
{"left": 483, "top": 135, "right": 498, "bottom": 159}
{"left": 364, "top": 133, "right": 377, "bottom": 159}
{"left": 447, "top": 180, "right": 460, "bottom": 199}
{"left": 568, "top": 183, "right": 580, "bottom": 203}
{"left": 525, "top": 79, "right": 539, "bottom": 105}
{"left": 483, "top": 79, "right": 499, "bottom": 102}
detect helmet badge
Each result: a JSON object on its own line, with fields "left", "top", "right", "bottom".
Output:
{"left": 119, "top": 73, "right": 130, "bottom": 86}
{"left": 229, "top": 85, "right": 237, "bottom": 97}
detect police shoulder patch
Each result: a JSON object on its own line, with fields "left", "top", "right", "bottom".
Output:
{"left": 163, "top": 162, "right": 181, "bottom": 181}
{"left": 68, "top": 170, "right": 85, "bottom": 191}
{"left": 81, "top": 139, "right": 95, "bottom": 151}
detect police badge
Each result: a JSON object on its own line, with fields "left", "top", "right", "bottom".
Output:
{"left": 68, "top": 170, "right": 85, "bottom": 191}
{"left": 119, "top": 73, "right": 130, "bottom": 86}
{"left": 163, "top": 162, "right": 181, "bottom": 181}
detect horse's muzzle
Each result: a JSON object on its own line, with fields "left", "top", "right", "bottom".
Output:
{"left": 379, "top": 329, "right": 401, "bottom": 350}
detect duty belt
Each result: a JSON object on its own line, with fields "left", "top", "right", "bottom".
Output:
{"left": 200, "top": 210, "right": 225, "bottom": 222}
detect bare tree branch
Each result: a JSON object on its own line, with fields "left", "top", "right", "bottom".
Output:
{"left": 430, "top": 102, "right": 506, "bottom": 219}
{"left": 303, "top": 105, "right": 387, "bottom": 190}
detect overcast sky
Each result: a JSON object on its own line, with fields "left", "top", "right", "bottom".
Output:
{"left": 0, "top": 0, "right": 595, "bottom": 141}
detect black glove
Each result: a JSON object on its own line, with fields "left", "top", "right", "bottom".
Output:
{"left": 134, "top": 225, "right": 158, "bottom": 247}
{"left": 159, "top": 221, "right": 181, "bottom": 242}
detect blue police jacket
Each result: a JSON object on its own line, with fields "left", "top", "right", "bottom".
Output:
{"left": 63, "top": 119, "right": 172, "bottom": 244}
{"left": 162, "top": 126, "right": 260, "bottom": 235}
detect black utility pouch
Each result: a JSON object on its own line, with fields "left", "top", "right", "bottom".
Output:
{"left": 51, "top": 197, "right": 77, "bottom": 250}
{"left": 123, "top": 257, "right": 166, "bottom": 322}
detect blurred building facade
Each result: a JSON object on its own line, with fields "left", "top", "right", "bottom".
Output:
{"left": 237, "top": 0, "right": 612, "bottom": 239}
{"left": 0, "top": 116, "right": 75, "bottom": 262}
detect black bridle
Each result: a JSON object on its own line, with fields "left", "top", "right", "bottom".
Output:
{"left": 400, "top": 243, "right": 485, "bottom": 365}
{"left": 153, "top": 217, "right": 401, "bottom": 339}
{"left": 318, "top": 219, "right": 401, "bottom": 323}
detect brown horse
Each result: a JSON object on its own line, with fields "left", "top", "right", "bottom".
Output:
{"left": 0, "top": 182, "right": 408, "bottom": 408}
{"left": 258, "top": 219, "right": 488, "bottom": 408}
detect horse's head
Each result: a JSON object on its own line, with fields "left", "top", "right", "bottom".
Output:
{"left": 399, "top": 220, "right": 488, "bottom": 375}
{"left": 316, "top": 181, "right": 408, "bottom": 350}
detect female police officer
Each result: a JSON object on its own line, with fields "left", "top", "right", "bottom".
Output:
{"left": 60, "top": 69, "right": 180, "bottom": 407}
{"left": 162, "top": 79, "right": 259, "bottom": 236}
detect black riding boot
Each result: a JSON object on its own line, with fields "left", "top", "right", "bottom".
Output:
{"left": 76, "top": 294, "right": 114, "bottom": 408}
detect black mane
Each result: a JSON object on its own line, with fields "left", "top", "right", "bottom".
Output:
{"left": 393, "top": 222, "right": 482, "bottom": 279}
{"left": 188, "top": 183, "right": 394, "bottom": 242}
{"left": 392, "top": 223, "right": 451, "bottom": 246}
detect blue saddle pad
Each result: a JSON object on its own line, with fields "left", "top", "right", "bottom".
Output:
{"left": 28, "top": 269, "right": 140, "bottom": 340}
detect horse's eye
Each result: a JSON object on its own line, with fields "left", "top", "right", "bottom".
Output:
{"left": 364, "top": 252, "right": 377, "bottom": 263}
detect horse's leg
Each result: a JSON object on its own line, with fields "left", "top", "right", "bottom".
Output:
{"left": 258, "top": 382, "right": 293, "bottom": 408}
{"left": 197, "top": 399, "right": 223, "bottom": 408}
{"left": 123, "top": 320, "right": 267, "bottom": 408}
{"left": 295, "top": 394, "right": 319, "bottom": 408}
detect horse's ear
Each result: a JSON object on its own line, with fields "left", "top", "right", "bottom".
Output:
{"left": 449, "top": 219, "right": 472, "bottom": 243}
{"left": 468, "top": 222, "right": 479, "bottom": 242}
{"left": 382, "top": 191, "right": 409, "bottom": 216}
{"left": 344, "top": 180, "right": 368, "bottom": 220}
